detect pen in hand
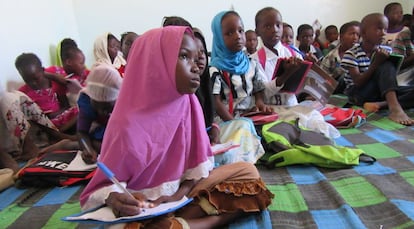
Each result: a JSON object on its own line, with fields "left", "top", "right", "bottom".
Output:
{"left": 97, "top": 162, "right": 136, "bottom": 200}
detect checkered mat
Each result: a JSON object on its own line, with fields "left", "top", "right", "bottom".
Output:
{"left": 1, "top": 96, "right": 414, "bottom": 228}
{"left": 260, "top": 103, "right": 414, "bottom": 228}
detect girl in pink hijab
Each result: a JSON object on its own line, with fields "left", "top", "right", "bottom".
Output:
{"left": 80, "top": 26, "right": 273, "bottom": 228}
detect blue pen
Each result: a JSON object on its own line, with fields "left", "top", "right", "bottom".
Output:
{"left": 97, "top": 162, "right": 135, "bottom": 199}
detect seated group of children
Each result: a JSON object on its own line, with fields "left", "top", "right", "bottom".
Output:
{"left": 0, "top": 33, "right": 132, "bottom": 174}
{"left": 1, "top": 4, "right": 414, "bottom": 228}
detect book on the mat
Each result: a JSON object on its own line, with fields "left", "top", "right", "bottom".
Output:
{"left": 272, "top": 58, "right": 313, "bottom": 94}
{"left": 63, "top": 150, "right": 97, "bottom": 171}
{"left": 211, "top": 141, "right": 240, "bottom": 155}
{"left": 62, "top": 196, "right": 192, "bottom": 224}
{"left": 300, "top": 64, "right": 338, "bottom": 105}
{"left": 372, "top": 48, "right": 404, "bottom": 73}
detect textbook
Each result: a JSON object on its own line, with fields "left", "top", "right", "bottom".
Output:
{"left": 62, "top": 196, "right": 192, "bottom": 224}
{"left": 272, "top": 59, "right": 337, "bottom": 105}
{"left": 211, "top": 141, "right": 240, "bottom": 155}
{"left": 301, "top": 64, "right": 338, "bottom": 105}
{"left": 273, "top": 58, "right": 313, "bottom": 94}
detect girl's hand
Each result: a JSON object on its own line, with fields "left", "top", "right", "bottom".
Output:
{"left": 81, "top": 149, "right": 97, "bottom": 164}
{"left": 208, "top": 126, "right": 221, "bottom": 145}
{"left": 304, "top": 53, "right": 319, "bottom": 64}
{"left": 105, "top": 192, "right": 153, "bottom": 217}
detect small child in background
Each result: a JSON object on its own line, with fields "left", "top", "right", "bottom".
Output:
{"left": 341, "top": 13, "right": 414, "bottom": 125}
{"left": 296, "top": 23, "right": 324, "bottom": 63}
{"left": 210, "top": 10, "right": 272, "bottom": 121}
{"left": 321, "top": 21, "right": 360, "bottom": 94}
{"left": 384, "top": 2, "right": 409, "bottom": 45}
{"left": 92, "top": 33, "right": 126, "bottom": 77}
{"left": 392, "top": 7, "right": 414, "bottom": 71}
{"left": 16, "top": 53, "right": 79, "bottom": 133}
{"left": 252, "top": 7, "right": 302, "bottom": 106}
{"left": 120, "top": 32, "right": 138, "bottom": 61}
{"left": 322, "top": 25, "right": 340, "bottom": 54}
{"left": 282, "top": 23, "right": 295, "bottom": 46}
{"left": 77, "top": 64, "right": 122, "bottom": 164}
{"left": 245, "top": 29, "right": 258, "bottom": 56}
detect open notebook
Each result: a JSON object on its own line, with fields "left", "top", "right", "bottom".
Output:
{"left": 62, "top": 196, "right": 192, "bottom": 224}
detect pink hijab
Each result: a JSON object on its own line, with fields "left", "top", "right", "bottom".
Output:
{"left": 80, "top": 26, "right": 213, "bottom": 205}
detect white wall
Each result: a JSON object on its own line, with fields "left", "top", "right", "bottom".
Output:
{"left": 0, "top": 0, "right": 79, "bottom": 90}
{"left": 1, "top": 0, "right": 413, "bottom": 90}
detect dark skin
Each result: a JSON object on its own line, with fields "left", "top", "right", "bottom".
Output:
{"left": 106, "top": 33, "right": 246, "bottom": 229}
{"left": 18, "top": 64, "right": 74, "bottom": 128}
{"left": 255, "top": 9, "right": 302, "bottom": 89}
{"left": 214, "top": 13, "right": 272, "bottom": 121}
{"left": 345, "top": 14, "right": 414, "bottom": 125}
{"left": 79, "top": 100, "right": 115, "bottom": 164}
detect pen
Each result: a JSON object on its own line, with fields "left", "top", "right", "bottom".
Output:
{"left": 80, "top": 138, "right": 93, "bottom": 154}
{"left": 97, "top": 162, "right": 135, "bottom": 199}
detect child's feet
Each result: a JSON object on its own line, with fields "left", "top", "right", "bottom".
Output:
{"left": 0, "top": 152, "right": 19, "bottom": 174}
{"left": 363, "top": 102, "right": 380, "bottom": 113}
{"left": 388, "top": 110, "right": 414, "bottom": 126}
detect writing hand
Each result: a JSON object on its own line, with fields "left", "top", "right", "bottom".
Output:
{"left": 105, "top": 192, "right": 154, "bottom": 217}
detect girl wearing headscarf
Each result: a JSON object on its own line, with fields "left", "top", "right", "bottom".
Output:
{"left": 210, "top": 11, "right": 272, "bottom": 122}
{"left": 92, "top": 33, "right": 126, "bottom": 77}
{"left": 80, "top": 26, "right": 273, "bottom": 228}
{"left": 191, "top": 27, "right": 263, "bottom": 166}
{"left": 77, "top": 64, "right": 123, "bottom": 164}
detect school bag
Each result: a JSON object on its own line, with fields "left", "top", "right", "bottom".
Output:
{"left": 17, "top": 150, "right": 96, "bottom": 187}
{"left": 259, "top": 119, "right": 376, "bottom": 168}
{"left": 319, "top": 106, "right": 366, "bottom": 128}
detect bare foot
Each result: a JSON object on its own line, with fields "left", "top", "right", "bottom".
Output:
{"left": 0, "top": 153, "right": 19, "bottom": 174}
{"left": 363, "top": 102, "right": 380, "bottom": 113}
{"left": 388, "top": 110, "right": 414, "bottom": 126}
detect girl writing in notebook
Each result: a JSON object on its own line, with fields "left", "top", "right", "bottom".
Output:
{"left": 80, "top": 26, "right": 273, "bottom": 228}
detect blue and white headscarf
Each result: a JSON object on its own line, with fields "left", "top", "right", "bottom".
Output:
{"left": 210, "top": 11, "right": 249, "bottom": 75}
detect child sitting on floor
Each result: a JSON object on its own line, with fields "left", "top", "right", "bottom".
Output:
{"left": 209, "top": 10, "right": 272, "bottom": 121}
{"left": 92, "top": 33, "right": 126, "bottom": 77}
{"left": 77, "top": 64, "right": 122, "bottom": 164}
{"left": 15, "top": 53, "right": 79, "bottom": 133}
{"left": 341, "top": 13, "right": 414, "bottom": 125}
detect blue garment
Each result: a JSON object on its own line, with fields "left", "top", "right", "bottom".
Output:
{"left": 210, "top": 11, "right": 249, "bottom": 75}
{"left": 77, "top": 92, "right": 107, "bottom": 140}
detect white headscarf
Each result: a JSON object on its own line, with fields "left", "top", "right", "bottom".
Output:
{"left": 92, "top": 32, "right": 126, "bottom": 69}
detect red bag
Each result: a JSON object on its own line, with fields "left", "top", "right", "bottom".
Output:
{"left": 17, "top": 150, "right": 96, "bottom": 187}
{"left": 320, "top": 106, "right": 366, "bottom": 128}
{"left": 241, "top": 111, "right": 279, "bottom": 125}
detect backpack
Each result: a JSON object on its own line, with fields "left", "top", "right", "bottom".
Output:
{"left": 17, "top": 150, "right": 96, "bottom": 187}
{"left": 259, "top": 119, "right": 376, "bottom": 168}
{"left": 320, "top": 106, "right": 366, "bottom": 128}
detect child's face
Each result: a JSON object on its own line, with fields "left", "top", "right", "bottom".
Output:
{"left": 245, "top": 31, "right": 258, "bottom": 54}
{"left": 107, "top": 38, "right": 121, "bottom": 62}
{"left": 386, "top": 5, "right": 403, "bottom": 25}
{"left": 362, "top": 16, "right": 387, "bottom": 45}
{"left": 18, "top": 64, "right": 44, "bottom": 89}
{"left": 221, "top": 14, "right": 246, "bottom": 52}
{"left": 64, "top": 50, "right": 86, "bottom": 76}
{"left": 194, "top": 37, "right": 207, "bottom": 75}
{"left": 90, "top": 100, "right": 115, "bottom": 117}
{"left": 282, "top": 26, "right": 294, "bottom": 45}
{"left": 121, "top": 33, "right": 138, "bottom": 60}
{"left": 325, "top": 28, "right": 339, "bottom": 42}
{"left": 256, "top": 10, "right": 283, "bottom": 48}
{"left": 297, "top": 29, "right": 314, "bottom": 47}
{"left": 175, "top": 33, "right": 200, "bottom": 94}
{"left": 340, "top": 25, "right": 360, "bottom": 50}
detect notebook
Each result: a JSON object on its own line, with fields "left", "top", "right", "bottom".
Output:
{"left": 62, "top": 196, "right": 192, "bottom": 224}
{"left": 272, "top": 58, "right": 313, "bottom": 94}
